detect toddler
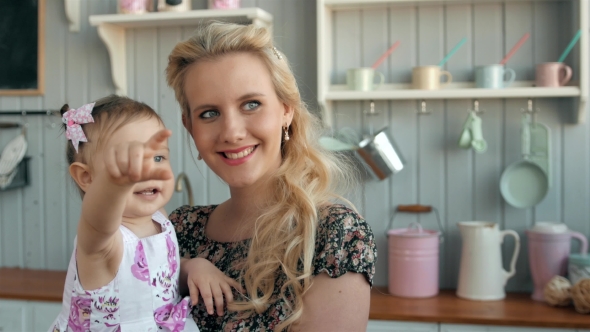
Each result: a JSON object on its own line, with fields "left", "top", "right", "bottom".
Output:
{"left": 50, "top": 95, "right": 238, "bottom": 331}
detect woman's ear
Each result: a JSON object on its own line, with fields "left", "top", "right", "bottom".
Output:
{"left": 282, "top": 103, "right": 294, "bottom": 126}
{"left": 69, "top": 162, "right": 92, "bottom": 193}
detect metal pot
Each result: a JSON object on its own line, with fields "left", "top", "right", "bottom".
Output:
{"left": 356, "top": 127, "right": 404, "bottom": 180}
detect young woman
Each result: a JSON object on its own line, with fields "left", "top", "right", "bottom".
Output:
{"left": 166, "top": 22, "right": 377, "bottom": 331}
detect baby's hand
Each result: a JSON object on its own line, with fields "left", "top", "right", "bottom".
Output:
{"left": 184, "top": 257, "right": 243, "bottom": 316}
{"left": 103, "top": 129, "right": 173, "bottom": 185}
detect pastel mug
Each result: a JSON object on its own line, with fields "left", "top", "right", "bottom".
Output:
{"left": 536, "top": 62, "right": 572, "bottom": 87}
{"left": 475, "top": 65, "right": 516, "bottom": 89}
{"left": 347, "top": 67, "right": 385, "bottom": 91}
{"left": 412, "top": 66, "right": 452, "bottom": 90}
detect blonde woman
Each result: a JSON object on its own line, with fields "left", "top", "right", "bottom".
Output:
{"left": 166, "top": 22, "right": 377, "bottom": 332}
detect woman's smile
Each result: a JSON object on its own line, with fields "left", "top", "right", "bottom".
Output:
{"left": 219, "top": 145, "right": 258, "bottom": 166}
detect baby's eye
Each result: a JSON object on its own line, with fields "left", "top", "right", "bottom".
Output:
{"left": 154, "top": 156, "right": 165, "bottom": 162}
{"left": 244, "top": 101, "right": 260, "bottom": 111}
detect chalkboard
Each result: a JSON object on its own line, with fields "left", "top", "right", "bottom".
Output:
{"left": 0, "top": 0, "right": 45, "bottom": 95}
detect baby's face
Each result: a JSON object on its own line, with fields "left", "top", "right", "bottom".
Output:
{"left": 99, "top": 117, "right": 174, "bottom": 219}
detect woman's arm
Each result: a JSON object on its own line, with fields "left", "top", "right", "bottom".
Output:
{"left": 294, "top": 272, "right": 370, "bottom": 332}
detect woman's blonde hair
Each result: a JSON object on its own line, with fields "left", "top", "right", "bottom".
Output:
{"left": 166, "top": 22, "right": 356, "bottom": 331}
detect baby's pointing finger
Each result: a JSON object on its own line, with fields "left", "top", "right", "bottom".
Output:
{"left": 145, "top": 129, "right": 171, "bottom": 151}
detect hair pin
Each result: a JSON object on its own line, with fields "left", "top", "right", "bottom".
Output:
{"left": 62, "top": 102, "right": 95, "bottom": 153}
{"left": 272, "top": 46, "right": 283, "bottom": 60}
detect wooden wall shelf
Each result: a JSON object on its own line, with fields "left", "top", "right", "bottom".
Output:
{"left": 317, "top": 0, "right": 589, "bottom": 125}
{"left": 89, "top": 8, "right": 273, "bottom": 96}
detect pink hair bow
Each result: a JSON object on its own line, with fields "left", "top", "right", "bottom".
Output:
{"left": 62, "top": 102, "right": 95, "bottom": 153}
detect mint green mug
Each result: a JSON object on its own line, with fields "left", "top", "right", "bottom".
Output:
{"left": 347, "top": 67, "right": 385, "bottom": 91}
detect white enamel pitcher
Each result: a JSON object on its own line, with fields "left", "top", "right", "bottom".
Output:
{"left": 456, "top": 222, "right": 520, "bottom": 301}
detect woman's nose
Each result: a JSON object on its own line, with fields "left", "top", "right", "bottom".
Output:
{"left": 219, "top": 112, "right": 246, "bottom": 143}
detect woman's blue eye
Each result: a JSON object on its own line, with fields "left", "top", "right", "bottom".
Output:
{"left": 154, "top": 156, "right": 164, "bottom": 162}
{"left": 200, "top": 110, "right": 219, "bottom": 119}
{"left": 244, "top": 101, "right": 260, "bottom": 111}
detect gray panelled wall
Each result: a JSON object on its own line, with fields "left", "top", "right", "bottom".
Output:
{"left": 0, "top": 0, "right": 588, "bottom": 293}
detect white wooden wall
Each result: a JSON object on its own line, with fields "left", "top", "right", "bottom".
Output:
{"left": 0, "top": 0, "right": 588, "bottom": 293}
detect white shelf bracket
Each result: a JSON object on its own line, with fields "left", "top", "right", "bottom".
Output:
{"left": 97, "top": 24, "right": 127, "bottom": 96}
{"left": 64, "top": 0, "right": 80, "bottom": 32}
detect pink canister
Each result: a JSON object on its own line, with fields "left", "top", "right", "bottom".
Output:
{"left": 386, "top": 205, "right": 443, "bottom": 298}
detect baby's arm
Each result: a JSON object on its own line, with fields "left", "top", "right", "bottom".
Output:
{"left": 75, "top": 130, "right": 172, "bottom": 289}
{"left": 180, "top": 257, "right": 243, "bottom": 316}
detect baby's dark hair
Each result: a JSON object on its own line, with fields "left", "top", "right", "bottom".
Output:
{"left": 60, "top": 95, "right": 164, "bottom": 195}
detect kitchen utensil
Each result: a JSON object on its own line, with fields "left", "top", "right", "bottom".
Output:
{"left": 356, "top": 127, "right": 404, "bottom": 180}
{"left": 457, "top": 221, "right": 520, "bottom": 301}
{"left": 118, "top": 0, "right": 151, "bottom": 14}
{"left": 371, "top": 41, "right": 400, "bottom": 69}
{"left": 527, "top": 222, "right": 588, "bottom": 301}
{"left": 318, "top": 136, "right": 358, "bottom": 152}
{"left": 208, "top": 0, "right": 240, "bottom": 9}
{"left": 536, "top": 62, "right": 573, "bottom": 87}
{"left": 0, "top": 133, "right": 27, "bottom": 176}
{"left": 386, "top": 204, "right": 443, "bottom": 298}
{"left": 347, "top": 68, "right": 385, "bottom": 91}
{"left": 558, "top": 29, "right": 581, "bottom": 63}
{"left": 475, "top": 64, "right": 516, "bottom": 89}
{"left": 412, "top": 66, "right": 452, "bottom": 90}
{"left": 439, "top": 37, "right": 467, "bottom": 67}
{"left": 500, "top": 33, "right": 530, "bottom": 65}
{"left": 569, "top": 253, "right": 590, "bottom": 285}
{"left": 500, "top": 113, "right": 550, "bottom": 208}
{"left": 158, "top": 0, "right": 191, "bottom": 12}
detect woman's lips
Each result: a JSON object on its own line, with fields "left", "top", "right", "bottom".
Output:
{"left": 219, "top": 145, "right": 257, "bottom": 166}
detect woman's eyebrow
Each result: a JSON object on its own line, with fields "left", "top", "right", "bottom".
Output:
{"left": 238, "top": 92, "right": 265, "bottom": 100}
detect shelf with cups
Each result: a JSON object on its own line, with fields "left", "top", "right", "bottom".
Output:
{"left": 317, "top": 0, "right": 589, "bottom": 127}
{"left": 88, "top": 8, "right": 273, "bottom": 96}
{"left": 325, "top": 82, "right": 581, "bottom": 101}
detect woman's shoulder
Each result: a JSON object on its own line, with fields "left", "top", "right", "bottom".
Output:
{"left": 314, "top": 203, "right": 377, "bottom": 285}
{"left": 317, "top": 203, "right": 367, "bottom": 230}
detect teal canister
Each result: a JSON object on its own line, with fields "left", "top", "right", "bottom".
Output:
{"left": 569, "top": 254, "right": 590, "bottom": 285}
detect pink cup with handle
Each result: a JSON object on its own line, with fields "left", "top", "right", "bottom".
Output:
{"left": 386, "top": 205, "right": 443, "bottom": 298}
{"left": 535, "top": 62, "right": 573, "bottom": 87}
{"left": 526, "top": 221, "right": 588, "bottom": 302}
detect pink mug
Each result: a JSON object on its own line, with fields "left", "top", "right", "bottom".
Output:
{"left": 535, "top": 62, "right": 573, "bottom": 87}
{"left": 208, "top": 0, "right": 241, "bottom": 9}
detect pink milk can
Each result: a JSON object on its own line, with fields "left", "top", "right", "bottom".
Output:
{"left": 386, "top": 205, "right": 443, "bottom": 298}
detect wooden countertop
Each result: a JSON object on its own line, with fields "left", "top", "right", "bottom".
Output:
{"left": 370, "top": 287, "right": 590, "bottom": 329}
{"left": 0, "top": 268, "right": 66, "bottom": 302}
{"left": 1, "top": 269, "right": 589, "bottom": 328}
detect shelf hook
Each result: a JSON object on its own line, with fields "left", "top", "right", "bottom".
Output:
{"left": 418, "top": 100, "right": 431, "bottom": 115}
{"left": 472, "top": 99, "right": 485, "bottom": 114}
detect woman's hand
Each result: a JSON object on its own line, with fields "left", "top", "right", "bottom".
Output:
{"left": 183, "top": 257, "right": 244, "bottom": 316}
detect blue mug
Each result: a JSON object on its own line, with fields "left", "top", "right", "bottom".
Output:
{"left": 475, "top": 65, "right": 516, "bottom": 89}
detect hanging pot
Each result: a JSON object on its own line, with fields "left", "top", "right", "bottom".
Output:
{"left": 356, "top": 127, "right": 404, "bottom": 180}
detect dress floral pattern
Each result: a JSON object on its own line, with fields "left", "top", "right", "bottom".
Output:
{"left": 169, "top": 204, "right": 377, "bottom": 332}
{"left": 49, "top": 212, "right": 200, "bottom": 332}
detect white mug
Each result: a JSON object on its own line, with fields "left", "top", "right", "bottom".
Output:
{"left": 347, "top": 67, "right": 385, "bottom": 91}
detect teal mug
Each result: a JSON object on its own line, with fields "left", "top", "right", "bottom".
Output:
{"left": 475, "top": 65, "right": 516, "bottom": 89}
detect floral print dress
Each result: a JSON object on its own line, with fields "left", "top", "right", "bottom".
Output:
{"left": 49, "top": 211, "right": 200, "bottom": 332}
{"left": 170, "top": 204, "right": 377, "bottom": 332}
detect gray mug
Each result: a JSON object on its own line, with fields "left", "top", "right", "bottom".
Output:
{"left": 475, "top": 65, "right": 516, "bottom": 89}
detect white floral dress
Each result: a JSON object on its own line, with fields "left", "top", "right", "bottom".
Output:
{"left": 49, "top": 211, "right": 200, "bottom": 332}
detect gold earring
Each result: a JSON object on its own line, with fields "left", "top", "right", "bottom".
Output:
{"left": 197, "top": 153, "right": 202, "bottom": 160}
{"left": 283, "top": 125, "right": 290, "bottom": 141}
